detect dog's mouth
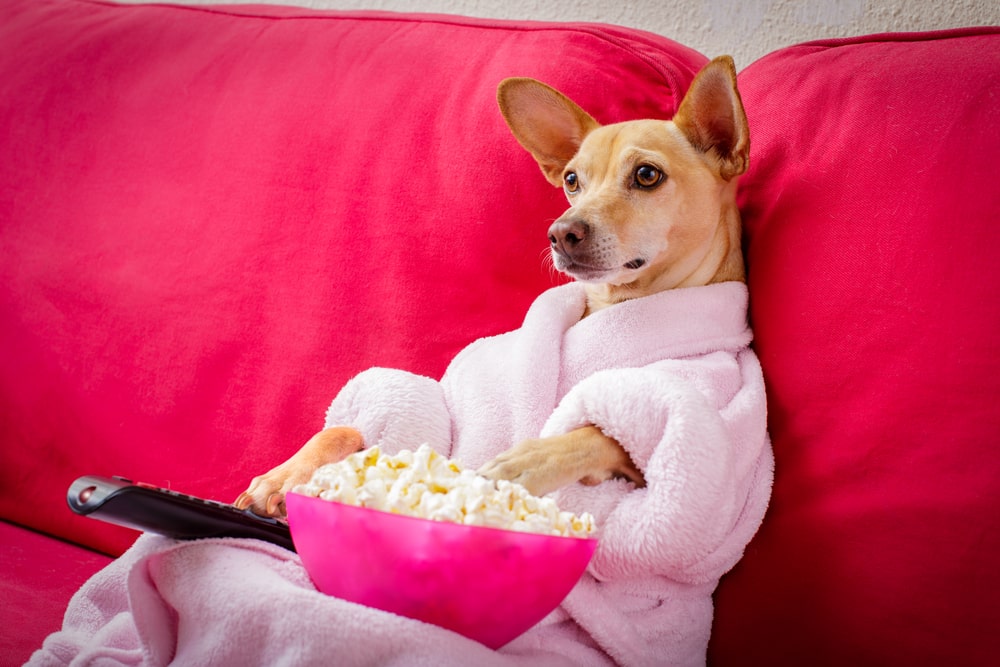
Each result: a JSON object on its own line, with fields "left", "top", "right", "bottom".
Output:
{"left": 552, "top": 254, "right": 603, "bottom": 281}
{"left": 555, "top": 256, "right": 648, "bottom": 282}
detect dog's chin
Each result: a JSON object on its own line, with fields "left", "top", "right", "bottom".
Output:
{"left": 558, "top": 265, "right": 604, "bottom": 283}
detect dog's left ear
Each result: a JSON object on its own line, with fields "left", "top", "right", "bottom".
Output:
{"left": 673, "top": 56, "right": 750, "bottom": 181}
{"left": 497, "top": 77, "right": 600, "bottom": 187}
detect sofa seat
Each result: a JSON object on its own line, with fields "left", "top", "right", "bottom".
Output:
{"left": 0, "top": 521, "right": 114, "bottom": 666}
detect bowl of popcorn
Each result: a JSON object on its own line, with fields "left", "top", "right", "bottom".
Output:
{"left": 285, "top": 444, "right": 597, "bottom": 649}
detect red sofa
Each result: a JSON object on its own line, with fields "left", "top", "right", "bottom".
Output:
{"left": 2, "top": 1, "right": 997, "bottom": 664}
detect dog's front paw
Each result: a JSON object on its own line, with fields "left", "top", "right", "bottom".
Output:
{"left": 479, "top": 426, "right": 645, "bottom": 497}
{"left": 478, "top": 439, "right": 580, "bottom": 497}
{"left": 234, "top": 461, "right": 311, "bottom": 518}
{"left": 234, "top": 426, "right": 365, "bottom": 517}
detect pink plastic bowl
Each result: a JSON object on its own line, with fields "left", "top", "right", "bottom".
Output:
{"left": 285, "top": 491, "right": 597, "bottom": 649}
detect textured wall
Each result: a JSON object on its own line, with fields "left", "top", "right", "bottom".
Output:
{"left": 127, "top": 0, "right": 1000, "bottom": 67}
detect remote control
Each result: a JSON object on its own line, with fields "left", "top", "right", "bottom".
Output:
{"left": 67, "top": 475, "right": 295, "bottom": 551}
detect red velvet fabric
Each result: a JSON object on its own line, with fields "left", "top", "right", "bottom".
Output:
{"left": 0, "top": 521, "right": 112, "bottom": 667}
{"left": 3, "top": 1, "right": 999, "bottom": 665}
{"left": 710, "top": 28, "right": 1000, "bottom": 666}
{"left": 0, "top": 1, "right": 705, "bottom": 554}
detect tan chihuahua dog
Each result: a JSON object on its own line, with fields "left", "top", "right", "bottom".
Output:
{"left": 236, "top": 56, "right": 749, "bottom": 516}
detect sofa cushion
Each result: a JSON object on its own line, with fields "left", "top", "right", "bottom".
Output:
{"left": 0, "top": 521, "right": 112, "bottom": 666}
{"left": 0, "top": 0, "right": 706, "bottom": 554}
{"left": 710, "top": 28, "right": 1000, "bottom": 666}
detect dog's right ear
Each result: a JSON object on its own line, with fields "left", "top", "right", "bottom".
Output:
{"left": 497, "top": 78, "right": 600, "bottom": 187}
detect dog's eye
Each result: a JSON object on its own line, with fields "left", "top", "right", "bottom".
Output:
{"left": 634, "top": 165, "right": 663, "bottom": 189}
{"left": 564, "top": 171, "right": 579, "bottom": 193}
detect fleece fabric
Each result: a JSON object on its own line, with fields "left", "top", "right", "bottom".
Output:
{"left": 325, "top": 280, "right": 773, "bottom": 664}
{"left": 31, "top": 281, "right": 771, "bottom": 666}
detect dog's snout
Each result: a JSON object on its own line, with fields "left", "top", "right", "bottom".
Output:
{"left": 548, "top": 220, "right": 589, "bottom": 249}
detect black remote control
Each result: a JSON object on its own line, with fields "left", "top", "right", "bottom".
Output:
{"left": 67, "top": 475, "right": 295, "bottom": 552}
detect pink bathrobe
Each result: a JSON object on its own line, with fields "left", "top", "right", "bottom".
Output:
{"left": 325, "top": 280, "right": 773, "bottom": 665}
{"left": 31, "top": 282, "right": 771, "bottom": 667}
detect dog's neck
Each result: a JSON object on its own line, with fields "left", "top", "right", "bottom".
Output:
{"left": 580, "top": 201, "right": 745, "bottom": 317}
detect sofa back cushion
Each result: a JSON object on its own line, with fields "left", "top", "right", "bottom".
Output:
{"left": 0, "top": 0, "right": 706, "bottom": 554}
{"left": 711, "top": 28, "right": 1000, "bottom": 666}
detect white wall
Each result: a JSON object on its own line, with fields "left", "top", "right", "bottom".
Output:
{"left": 123, "top": 0, "right": 1000, "bottom": 67}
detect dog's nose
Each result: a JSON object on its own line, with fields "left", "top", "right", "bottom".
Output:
{"left": 548, "top": 220, "right": 589, "bottom": 249}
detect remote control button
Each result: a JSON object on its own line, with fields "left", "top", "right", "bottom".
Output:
{"left": 78, "top": 485, "right": 97, "bottom": 504}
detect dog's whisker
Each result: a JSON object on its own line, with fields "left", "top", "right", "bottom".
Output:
{"left": 538, "top": 246, "right": 558, "bottom": 281}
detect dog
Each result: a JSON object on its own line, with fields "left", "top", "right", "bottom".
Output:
{"left": 235, "top": 55, "right": 750, "bottom": 517}
{"left": 235, "top": 56, "right": 770, "bottom": 664}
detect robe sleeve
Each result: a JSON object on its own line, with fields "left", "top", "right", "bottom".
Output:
{"left": 324, "top": 367, "right": 453, "bottom": 457}
{"left": 541, "top": 352, "right": 772, "bottom": 584}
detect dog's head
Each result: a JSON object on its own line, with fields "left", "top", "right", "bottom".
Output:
{"left": 498, "top": 56, "right": 749, "bottom": 310}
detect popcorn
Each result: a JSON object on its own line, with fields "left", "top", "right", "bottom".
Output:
{"left": 293, "top": 444, "right": 596, "bottom": 538}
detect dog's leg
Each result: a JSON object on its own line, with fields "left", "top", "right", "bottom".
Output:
{"left": 234, "top": 426, "right": 364, "bottom": 517}
{"left": 478, "top": 426, "right": 645, "bottom": 497}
